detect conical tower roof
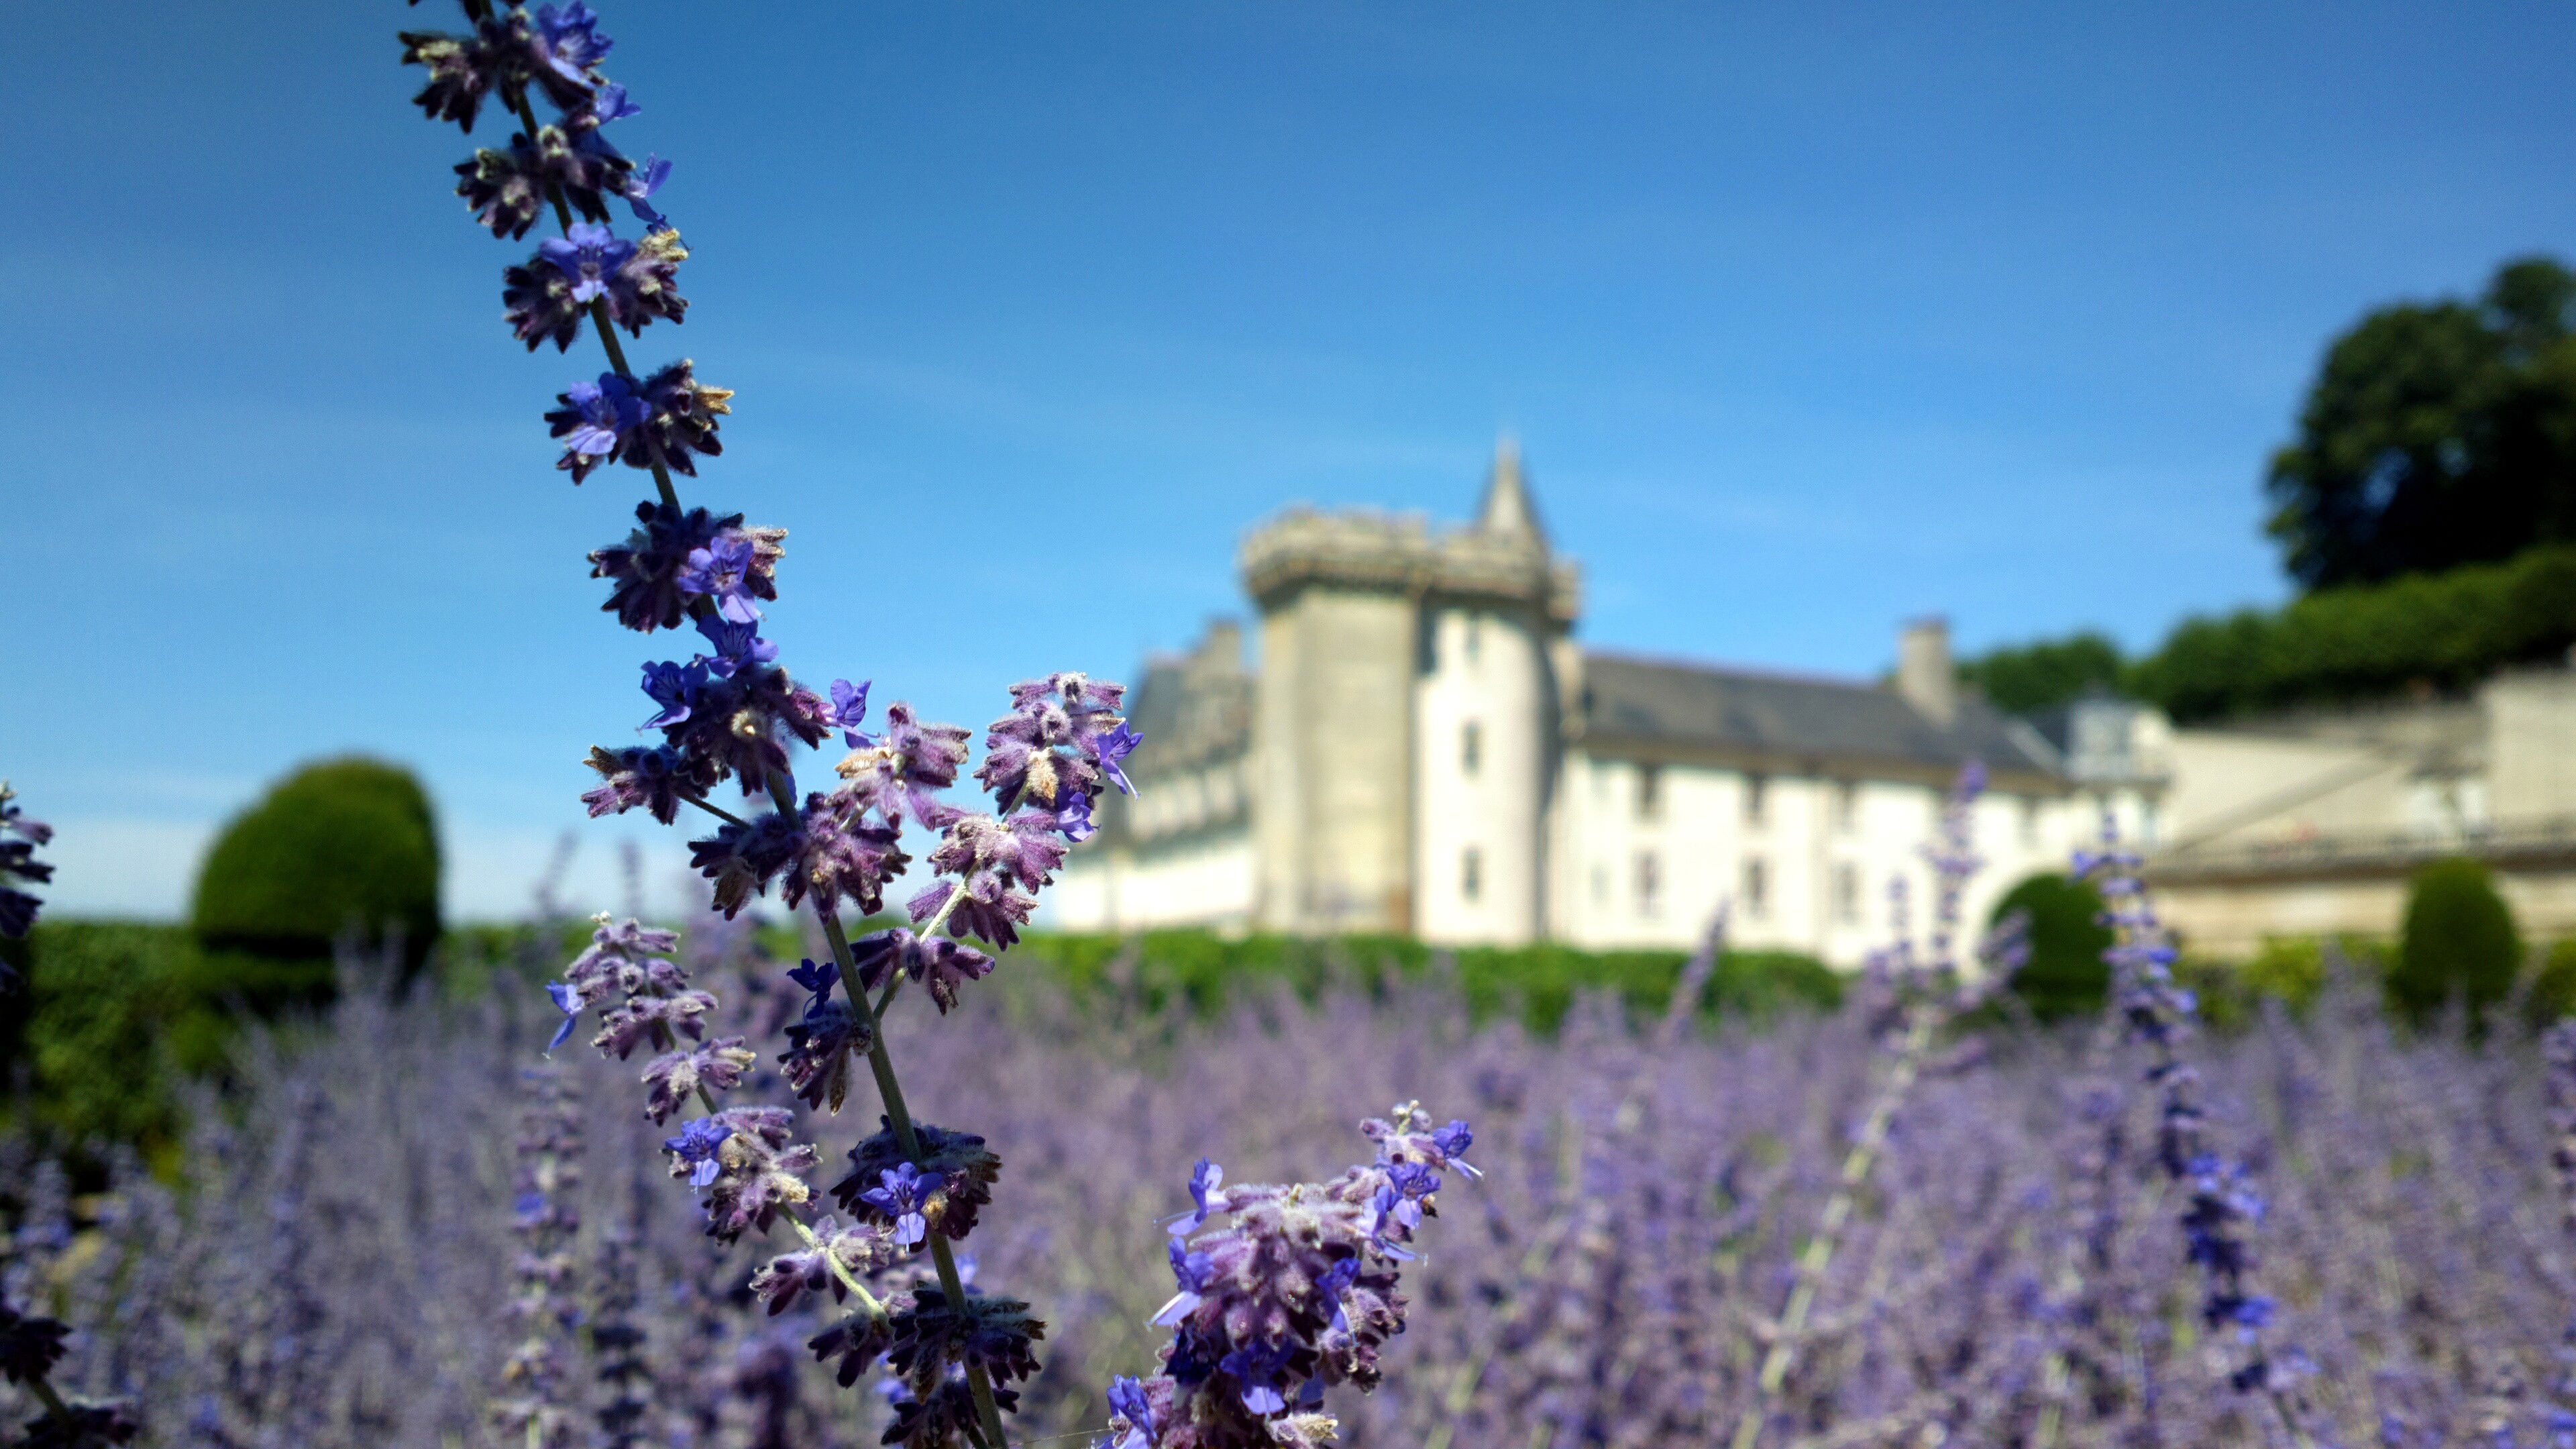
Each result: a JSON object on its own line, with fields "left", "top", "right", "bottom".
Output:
{"left": 1475, "top": 435, "right": 1546, "bottom": 545}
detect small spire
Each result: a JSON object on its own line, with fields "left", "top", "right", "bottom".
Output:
{"left": 1476, "top": 434, "right": 1544, "bottom": 542}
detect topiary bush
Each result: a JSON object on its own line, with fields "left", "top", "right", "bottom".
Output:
{"left": 2391, "top": 857, "right": 2522, "bottom": 1028}
{"left": 2526, "top": 938, "right": 2576, "bottom": 1028}
{"left": 1993, "top": 871, "right": 2112, "bottom": 1020}
{"left": 191, "top": 757, "right": 443, "bottom": 987}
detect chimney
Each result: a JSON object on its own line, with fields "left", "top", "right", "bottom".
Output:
{"left": 1896, "top": 616, "right": 1957, "bottom": 727}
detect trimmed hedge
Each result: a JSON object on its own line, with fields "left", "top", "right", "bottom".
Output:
{"left": 192, "top": 757, "right": 442, "bottom": 984}
{"left": 2392, "top": 857, "right": 2522, "bottom": 1027}
{"left": 1000, "top": 930, "right": 1840, "bottom": 1032}
{"left": 2128, "top": 545, "right": 2576, "bottom": 723}
{"left": 1992, "top": 872, "right": 2112, "bottom": 1020}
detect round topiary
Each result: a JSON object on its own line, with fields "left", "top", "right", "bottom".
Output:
{"left": 1993, "top": 871, "right": 2113, "bottom": 1021}
{"left": 191, "top": 757, "right": 443, "bottom": 982}
{"left": 2392, "top": 856, "right": 2520, "bottom": 1028}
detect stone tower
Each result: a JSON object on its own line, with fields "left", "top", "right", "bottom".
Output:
{"left": 1237, "top": 441, "right": 1580, "bottom": 939}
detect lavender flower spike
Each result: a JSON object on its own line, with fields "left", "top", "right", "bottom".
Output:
{"left": 0, "top": 781, "right": 54, "bottom": 945}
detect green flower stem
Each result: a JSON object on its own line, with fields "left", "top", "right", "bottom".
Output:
{"left": 790, "top": 1216, "right": 888, "bottom": 1318}
{"left": 24, "top": 1374, "right": 71, "bottom": 1423}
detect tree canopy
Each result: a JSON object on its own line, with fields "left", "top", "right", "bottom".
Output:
{"left": 2265, "top": 256, "right": 2576, "bottom": 590}
{"left": 1952, "top": 631, "right": 2123, "bottom": 715}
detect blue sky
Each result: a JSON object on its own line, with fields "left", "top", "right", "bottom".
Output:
{"left": 9, "top": 1, "right": 2576, "bottom": 918}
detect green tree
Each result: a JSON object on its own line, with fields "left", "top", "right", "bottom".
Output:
{"left": 2390, "top": 857, "right": 2521, "bottom": 1027}
{"left": 2266, "top": 256, "right": 2576, "bottom": 590}
{"left": 1954, "top": 631, "right": 2126, "bottom": 715}
{"left": 1992, "top": 872, "right": 2112, "bottom": 1020}
{"left": 191, "top": 757, "right": 443, "bottom": 985}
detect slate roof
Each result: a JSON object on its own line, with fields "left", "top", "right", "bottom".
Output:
{"left": 1578, "top": 651, "right": 2063, "bottom": 784}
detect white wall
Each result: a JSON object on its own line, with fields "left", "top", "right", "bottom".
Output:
{"left": 1414, "top": 605, "right": 1549, "bottom": 945}
{"left": 1550, "top": 751, "right": 2114, "bottom": 967}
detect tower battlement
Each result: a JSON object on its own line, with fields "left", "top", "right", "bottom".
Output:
{"left": 1236, "top": 446, "right": 1582, "bottom": 623}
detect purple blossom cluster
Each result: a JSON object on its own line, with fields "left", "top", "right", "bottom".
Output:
{"left": 17, "top": 924, "right": 2576, "bottom": 1446}
{"left": 1104, "top": 1107, "right": 1478, "bottom": 1449}
{"left": 0, "top": 783, "right": 53, "bottom": 944}
{"left": 490, "top": 1065, "right": 586, "bottom": 1449}
{"left": 2076, "top": 822, "right": 2326, "bottom": 1435}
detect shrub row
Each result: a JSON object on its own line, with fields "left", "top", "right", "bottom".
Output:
{"left": 2129, "top": 545, "right": 2576, "bottom": 722}
{"left": 997, "top": 930, "right": 1841, "bottom": 1031}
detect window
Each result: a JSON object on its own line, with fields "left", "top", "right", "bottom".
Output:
{"left": 2019, "top": 797, "right": 2041, "bottom": 849}
{"left": 1741, "top": 855, "right": 1769, "bottom": 919}
{"left": 1464, "top": 614, "right": 1483, "bottom": 665}
{"left": 1832, "top": 861, "right": 1860, "bottom": 924}
{"left": 1743, "top": 775, "right": 1769, "bottom": 829}
{"left": 1833, "top": 781, "right": 1860, "bottom": 835}
{"left": 1462, "top": 847, "right": 1483, "bottom": 902}
{"left": 1591, "top": 861, "right": 1609, "bottom": 906}
{"left": 1461, "top": 720, "right": 1482, "bottom": 775}
{"left": 1635, "top": 764, "right": 1663, "bottom": 822}
{"left": 1634, "top": 850, "right": 1663, "bottom": 917}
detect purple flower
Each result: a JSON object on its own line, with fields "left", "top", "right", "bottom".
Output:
{"left": 1219, "top": 1338, "right": 1292, "bottom": 1415}
{"left": 589, "top": 80, "right": 639, "bottom": 123}
{"left": 785, "top": 793, "right": 908, "bottom": 918}
{"left": 1316, "top": 1256, "right": 1362, "bottom": 1336}
{"left": 787, "top": 956, "right": 839, "bottom": 1007}
{"left": 688, "top": 810, "right": 805, "bottom": 918}
{"left": 859, "top": 1163, "right": 944, "bottom": 1248}
{"left": 676, "top": 532, "right": 761, "bottom": 622}
{"left": 545, "top": 372, "right": 647, "bottom": 483}
{"left": 1053, "top": 790, "right": 1096, "bottom": 843}
{"left": 0, "top": 784, "right": 52, "bottom": 942}
{"left": 453, "top": 122, "right": 633, "bottom": 239}
{"left": 664, "top": 1117, "right": 730, "bottom": 1189}
{"left": 845, "top": 928, "right": 996, "bottom": 1015}
{"left": 1167, "top": 1158, "right": 1226, "bottom": 1237}
{"left": 910, "top": 812, "right": 1067, "bottom": 949}
{"left": 1366, "top": 1185, "right": 1417, "bottom": 1260}
{"left": 1381, "top": 1162, "right": 1440, "bottom": 1235}
{"left": 504, "top": 228, "right": 690, "bottom": 351}
{"left": 590, "top": 504, "right": 781, "bottom": 633}
{"left": 544, "top": 980, "right": 583, "bottom": 1052}
{"left": 692, "top": 612, "right": 776, "bottom": 678}
{"left": 532, "top": 1, "right": 612, "bottom": 86}
{"left": 1431, "top": 1119, "right": 1482, "bottom": 1180}
{"left": 399, "top": 13, "right": 590, "bottom": 131}
{"left": 641, "top": 1037, "right": 756, "bottom": 1124}
{"left": 639, "top": 657, "right": 708, "bottom": 729}
{"left": 541, "top": 361, "right": 728, "bottom": 480}
{"left": 541, "top": 221, "right": 631, "bottom": 304}
{"left": 974, "top": 673, "right": 1132, "bottom": 810}
{"left": 1106, "top": 1375, "right": 1159, "bottom": 1449}
{"left": 828, "top": 679, "right": 873, "bottom": 748}
{"left": 580, "top": 742, "right": 714, "bottom": 824}
{"left": 831, "top": 702, "right": 969, "bottom": 830}
{"left": 780, "top": 995, "right": 871, "bottom": 1114}
{"left": 1098, "top": 721, "right": 1142, "bottom": 796}
{"left": 1152, "top": 1239, "right": 1216, "bottom": 1327}
{"left": 623, "top": 152, "right": 672, "bottom": 229}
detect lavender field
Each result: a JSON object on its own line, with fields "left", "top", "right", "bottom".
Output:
{"left": 1, "top": 914, "right": 2564, "bottom": 1449}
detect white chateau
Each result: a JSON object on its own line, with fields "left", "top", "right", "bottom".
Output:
{"left": 1050, "top": 445, "right": 2157, "bottom": 960}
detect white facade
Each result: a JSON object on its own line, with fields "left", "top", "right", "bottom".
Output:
{"left": 1051, "top": 444, "right": 2147, "bottom": 965}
